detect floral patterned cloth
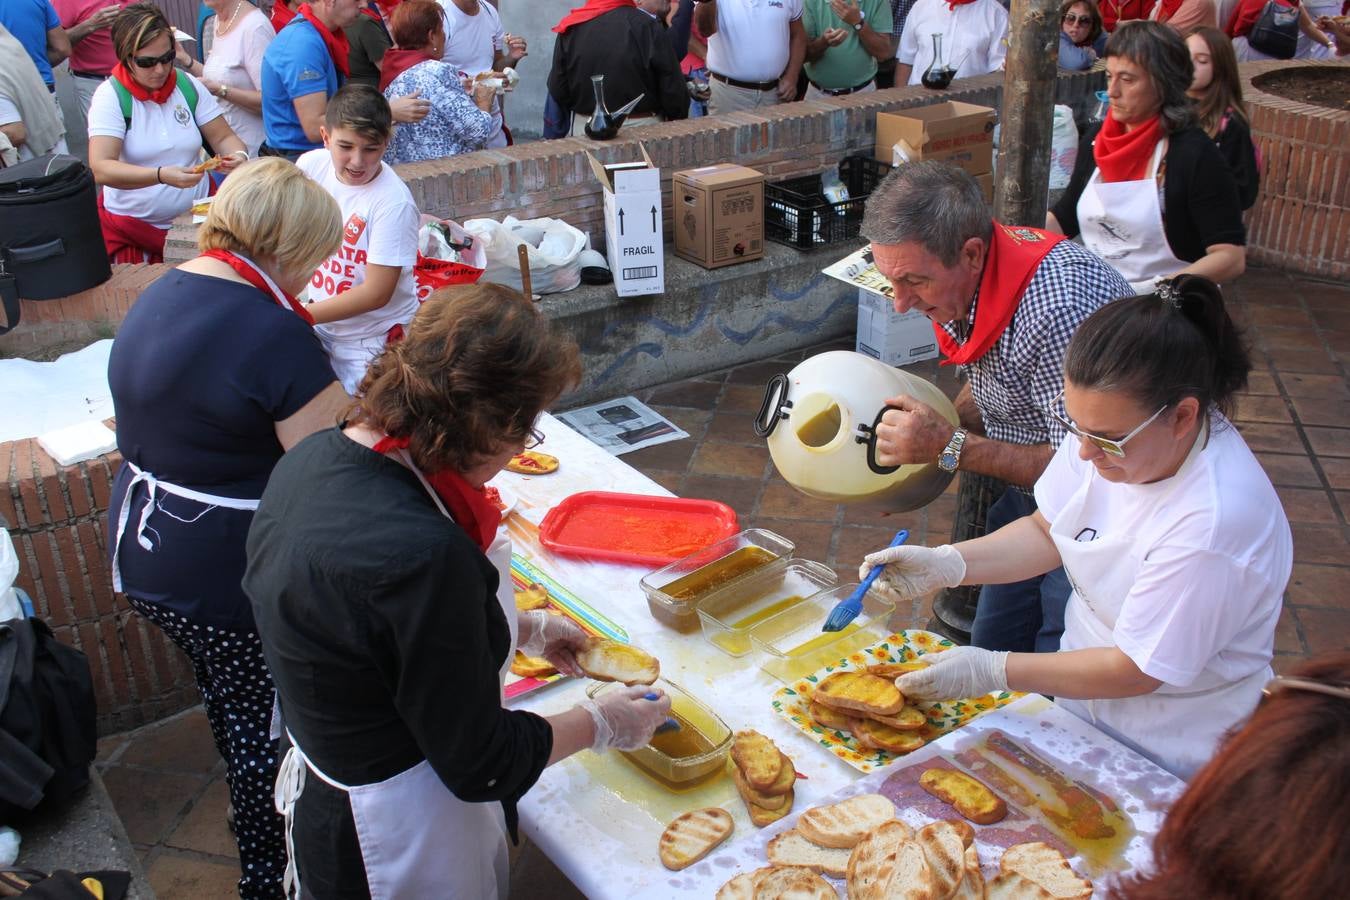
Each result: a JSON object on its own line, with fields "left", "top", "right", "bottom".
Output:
{"left": 382, "top": 59, "right": 493, "bottom": 164}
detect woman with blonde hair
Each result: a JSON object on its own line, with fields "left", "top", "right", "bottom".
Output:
{"left": 106, "top": 157, "right": 349, "bottom": 900}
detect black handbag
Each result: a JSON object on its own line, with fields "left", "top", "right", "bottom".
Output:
{"left": 0, "top": 154, "right": 111, "bottom": 335}
{"left": 1247, "top": 0, "right": 1300, "bottom": 59}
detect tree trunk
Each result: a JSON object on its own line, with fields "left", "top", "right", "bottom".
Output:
{"left": 993, "top": 0, "right": 1063, "bottom": 227}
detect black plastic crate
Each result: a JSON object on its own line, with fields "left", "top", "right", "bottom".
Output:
{"left": 764, "top": 155, "right": 892, "bottom": 249}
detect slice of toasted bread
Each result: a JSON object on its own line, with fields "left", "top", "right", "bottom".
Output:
{"left": 732, "top": 730, "right": 783, "bottom": 790}
{"left": 946, "top": 819, "right": 976, "bottom": 849}
{"left": 809, "top": 699, "right": 854, "bottom": 733}
{"left": 881, "top": 838, "right": 939, "bottom": 900}
{"left": 510, "top": 652, "right": 556, "bottom": 679}
{"left": 920, "top": 769, "right": 1008, "bottom": 825}
{"left": 851, "top": 718, "right": 927, "bottom": 755}
{"left": 506, "top": 450, "right": 559, "bottom": 474}
{"left": 797, "top": 793, "right": 896, "bottom": 849}
{"left": 951, "top": 844, "right": 985, "bottom": 900}
{"left": 998, "top": 844, "right": 1091, "bottom": 900}
{"left": 717, "top": 867, "right": 776, "bottom": 900}
{"left": 847, "top": 820, "right": 914, "bottom": 900}
{"left": 575, "top": 638, "right": 659, "bottom": 685}
{"left": 867, "top": 661, "right": 930, "bottom": 679}
{"left": 752, "top": 866, "right": 836, "bottom": 900}
{"left": 761, "top": 751, "right": 797, "bottom": 796}
{"left": 985, "top": 873, "right": 1055, "bottom": 900}
{"left": 917, "top": 821, "right": 967, "bottom": 900}
{"left": 866, "top": 705, "right": 927, "bottom": 731}
{"left": 513, "top": 582, "right": 550, "bottom": 611}
{"left": 732, "top": 765, "right": 791, "bottom": 811}
{"left": 659, "top": 807, "right": 734, "bottom": 870}
{"left": 767, "top": 829, "right": 852, "bottom": 878}
{"left": 814, "top": 671, "right": 905, "bottom": 716}
{"left": 747, "top": 788, "right": 794, "bottom": 827}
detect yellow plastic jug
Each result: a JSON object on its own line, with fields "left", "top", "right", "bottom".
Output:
{"left": 754, "top": 351, "right": 958, "bottom": 510}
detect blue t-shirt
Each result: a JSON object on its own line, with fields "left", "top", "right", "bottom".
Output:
{"left": 0, "top": 0, "right": 61, "bottom": 86}
{"left": 261, "top": 16, "right": 340, "bottom": 151}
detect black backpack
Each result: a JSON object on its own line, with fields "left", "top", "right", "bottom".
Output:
{"left": 0, "top": 618, "right": 98, "bottom": 821}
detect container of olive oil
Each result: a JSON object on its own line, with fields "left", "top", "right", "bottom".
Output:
{"left": 640, "top": 529, "right": 795, "bottom": 632}
{"left": 695, "top": 559, "right": 838, "bottom": 656}
{"left": 586, "top": 678, "right": 732, "bottom": 791}
{"left": 751, "top": 582, "right": 895, "bottom": 682}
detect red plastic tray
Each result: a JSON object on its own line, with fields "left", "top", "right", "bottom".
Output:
{"left": 539, "top": 492, "right": 739, "bottom": 566}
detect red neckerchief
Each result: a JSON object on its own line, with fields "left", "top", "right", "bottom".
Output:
{"left": 378, "top": 48, "right": 436, "bottom": 91}
{"left": 553, "top": 0, "right": 635, "bottom": 34}
{"left": 200, "top": 250, "right": 316, "bottom": 325}
{"left": 298, "top": 2, "right": 352, "bottom": 78}
{"left": 374, "top": 0, "right": 401, "bottom": 15}
{"left": 371, "top": 435, "right": 501, "bottom": 551}
{"left": 934, "top": 223, "right": 1065, "bottom": 366}
{"left": 946, "top": 0, "right": 977, "bottom": 8}
{"left": 1154, "top": 0, "right": 1185, "bottom": 22}
{"left": 1093, "top": 113, "right": 1164, "bottom": 183}
{"left": 271, "top": 2, "right": 297, "bottom": 33}
{"left": 111, "top": 62, "right": 176, "bottom": 103}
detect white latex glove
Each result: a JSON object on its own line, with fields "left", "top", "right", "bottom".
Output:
{"left": 897, "top": 646, "right": 1009, "bottom": 701}
{"left": 859, "top": 544, "right": 967, "bottom": 606}
{"left": 517, "top": 611, "right": 586, "bottom": 677}
{"left": 579, "top": 685, "right": 672, "bottom": 753}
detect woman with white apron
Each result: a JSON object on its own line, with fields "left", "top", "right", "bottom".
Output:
{"left": 1046, "top": 21, "right": 1246, "bottom": 295}
{"left": 243, "top": 284, "right": 672, "bottom": 899}
{"left": 860, "top": 277, "right": 1292, "bottom": 779}
{"left": 105, "top": 159, "right": 351, "bottom": 900}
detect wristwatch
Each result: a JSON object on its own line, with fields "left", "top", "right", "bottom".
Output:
{"left": 217, "top": 84, "right": 230, "bottom": 100}
{"left": 937, "top": 428, "right": 968, "bottom": 473}
{"left": 853, "top": 9, "right": 866, "bottom": 31}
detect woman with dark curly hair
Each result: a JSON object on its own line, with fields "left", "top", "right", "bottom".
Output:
{"left": 244, "top": 284, "right": 673, "bottom": 898}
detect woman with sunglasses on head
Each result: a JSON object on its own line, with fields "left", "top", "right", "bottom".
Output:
{"left": 88, "top": 3, "right": 248, "bottom": 263}
{"left": 861, "top": 275, "right": 1292, "bottom": 779}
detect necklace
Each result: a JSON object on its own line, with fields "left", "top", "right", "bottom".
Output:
{"left": 215, "top": 0, "right": 243, "bottom": 36}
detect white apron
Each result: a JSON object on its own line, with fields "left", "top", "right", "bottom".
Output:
{"left": 1049, "top": 427, "right": 1268, "bottom": 780}
{"left": 1078, "top": 139, "right": 1188, "bottom": 295}
{"left": 274, "top": 450, "right": 515, "bottom": 899}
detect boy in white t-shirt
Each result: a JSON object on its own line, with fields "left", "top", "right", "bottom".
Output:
{"left": 298, "top": 84, "right": 420, "bottom": 394}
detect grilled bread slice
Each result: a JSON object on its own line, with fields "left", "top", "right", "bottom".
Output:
{"left": 851, "top": 718, "right": 927, "bottom": 755}
{"left": 761, "top": 751, "right": 797, "bottom": 796}
{"left": 881, "top": 838, "right": 939, "bottom": 900}
{"left": 509, "top": 652, "right": 556, "bottom": 679}
{"left": 809, "top": 699, "right": 854, "bottom": 733}
{"left": 847, "top": 820, "right": 915, "bottom": 900}
{"left": 867, "top": 661, "right": 930, "bottom": 679}
{"left": 513, "top": 582, "right": 550, "bottom": 611}
{"left": 747, "top": 790, "right": 794, "bottom": 827}
{"left": 985, "top": 873, "right": 1056, "bottom": 900}
{"left": 797, "top": 793, "right": 896, "bottom": 849}
{"left": 732, "top": 730, "right": 784, "bottom": 790}
{"left": 659, "top": 807, "right": 734, "bottom": 870}
{"left": 916, "top": 821, "right": 967, "bottom": 900}
{"left": 732, "top": 765, "right": 792, "bottom": 811}
{"left": 998, "top": 844, "right": 1091, "bottom": 900}
{"left": 866, "top": 705, "right": 927, "bottom": 731}
{"left": 920, "top": 769, "right": 1008, "bottom": 825}
{"left": 575, "top": 639, "right": 659, "bottom": 685}
{"left": 717, "top": 867, "right": 776, "bottom": 900}
{"left": 752, "top": 866, "right": 836, "bottom": 900}
{"left": 814, "top": 672, "right": 905, "bottom": 717}
{"left": 946, "top": 820, "right": 976, "bottom": 849}
{"left": 505, "top": 450, "right": 559, "bottom": 474}
{"left": 950, "top": 844, "right": 985, "bottom": 900}
{"left": 767, "top": 829, "right": 852, "bottom": 878}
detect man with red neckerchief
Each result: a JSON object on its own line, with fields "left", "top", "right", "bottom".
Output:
{"left": 859, "top": 161, "right": 1132, "bottom": 655}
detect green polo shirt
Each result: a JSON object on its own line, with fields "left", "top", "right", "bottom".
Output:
{"left": 802, "top": 0, "right": 893, "bottom": 90}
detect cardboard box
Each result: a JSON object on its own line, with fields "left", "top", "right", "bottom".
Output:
{"left": 874, "top": 102, "right": 996, "bottom": 176}
{"left": 856, "top": 287, "right": 939, "bottom": 367}
{"left": 586, "top": 144, "right": 665, "bottom": 297}
{"left": 672, "top": 163, "right": 765, "bottom": 269}
{"left": 976, "top": 172, "right": 993, "bottom": 203}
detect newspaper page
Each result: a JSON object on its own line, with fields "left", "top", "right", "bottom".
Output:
{"left": 556, "top": 396, "right": 689, "bottom": 456}
{"left": 821, "top": 245, "right": 893, "bottom": 299}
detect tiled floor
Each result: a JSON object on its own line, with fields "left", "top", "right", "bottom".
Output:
{"left": 94, "top": 266, "right": 1349, "bottom": 896}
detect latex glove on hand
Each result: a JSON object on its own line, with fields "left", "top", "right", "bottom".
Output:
{"left": 859, "top": 544, "right": 966, "bottom": 606}
{"left": 517, "top": 611, "right": 587, "bottom": 677}
{"left": 580, "top": 685, "right": 672, "bottom": 752}
{"left": 897, "top": 646, "right": 1009, "bottom": 701}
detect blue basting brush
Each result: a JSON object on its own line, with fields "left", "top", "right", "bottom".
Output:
{"left": 822, "top": 529, "right": 909, "bottom": 632}
{"left": 645, "top": 693, "right": 681, "bottom": 734}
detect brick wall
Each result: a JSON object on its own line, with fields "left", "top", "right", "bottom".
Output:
{"left": 1242, "top": 59, "right": 1349, "bottom": 281}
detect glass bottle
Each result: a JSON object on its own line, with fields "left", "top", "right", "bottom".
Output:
{"left": 921, "top": 34, "right": 956, "bottom": 89}
{"left": 585, "top": 75, "right": 617, "bottom": 140}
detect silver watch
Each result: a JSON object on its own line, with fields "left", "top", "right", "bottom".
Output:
{"left": 937, "top": 428, "right": 968, "bottom": 473}
{"left": 853, "top": 10, "right": 866, "bottom": 31}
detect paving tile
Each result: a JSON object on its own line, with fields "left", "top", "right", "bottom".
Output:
{"left": 1272, "top": 653, "right": 1312, "bottom": 675}
{"left": 1299, "top": 281, "right": 1350, "bottom": 309}
{"left": 703, "top": 410, "right": 764, "bottom": 444}
{"left": 146, "top": 851, "right": 241, "bottom": 899}
{"left": 719, "top": 383, "right": 769, "bottom": 414}
{"left": 648, "top": 404, "right": 713, "bottom": 435}
{"left": 724, "top": 359, "right": 794, "bottom": 385}
{"left": 117, "top": 707, "right": 222, "bottom": 776}
{"left": 1240, "top": 304, "right": 1315, "bottom": 329}
{"left": 1295, "top": 607, "right": 1350, "bottom": 655}
{"left": 1232, "top": 422, "right": 1305, "bottom": 454}
{"left": 1262, "top": 344, "right": 1340, "bottom": 374}
{"left": 1291, "top": 394, "right": 1350, "bottom": 429}
{"left": 1290, "top": 524, "right": 1350, "bottom": 565}
{"left": 645, "top": 379, "right": 724, "bottom": 410}
{"left": 840, "top": 501, "right": 925, "bottom": 532}
{"left": 1310, "top": 308, "right": 1350, "bottom": 334}
{"left": 1304, "top": 427, "right": 1350, "bottom": 458}
{"left": 1285, "top": 563, "right": 1350, "bottom": 609}
{"left": 1255, "top": 452, "right": 1321, "bottom": 488}
{"left": 1257, "top": 326, "right": 1329, "bottom": 354}
{"left": 1322, "top": 458, "right": 1350, "bottom": 490}
{"left": 1233, "top": 394, "right": 1293, "bottom": 424}
{"left": 745, "top": 517, "right": 834, "bottom": 565}
{"left": 1274, "top": 606, "right": 1305, "bottom": 655}
{"left": 642, "top": 468, "right": 684, "bottom": 494}
{"left": 757, "top": 480, "right": 841, "bottom": 522}
{"left": 1275, "top": 487, "right": 1341, "bottom": 524}
{"left": 690, "top": 441, "right": 771, "bottom": 478}
{"left": 680, "top": 474, "right": 762, "bottom": 521}
{"left": 622, "top": 435, "right": 699, "bottom": 472}
{"left": 100, "top": 765, "right": 209, "bottom": 845}
{"left": 832, "top": 525, "right": 907, "bottom": 573}
{"left": 1245, "top": 370, "right": 1280, "bottom": 396}
{"left": 165, "top": 777, "right": 237, "bottom": 859}
{"left": 1279, "top": 373, "right": 1350, "bottom": 401}
{"left": 97, "top": 733, "right": 129, "bottom": 764}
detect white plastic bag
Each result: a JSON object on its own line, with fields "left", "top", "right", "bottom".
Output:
{"left": 1049, "top": 105, "right": 1079, "bottom": 191}
{"left": 463, "top": 215, "right": 587, "bottom": 295}
{"left": 1, "top": 527, "right": 21, "bottom": 622}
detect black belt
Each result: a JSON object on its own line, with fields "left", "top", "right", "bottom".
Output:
{"left": 709, "top": 71, "right": 778, "bottom": 91}
{"left": 808, "top": 76, "right": 875, "bottom": 96}
{"left": 70, "top": 70, "right": 111, "bottom": 79}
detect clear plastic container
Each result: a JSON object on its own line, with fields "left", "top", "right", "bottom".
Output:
{"left": 639, "top": 529, "right": 795, "bottom": 632}
{"left": 586, "top": 678, "right": 732, "bottom": 791}
{"left": 696, "top": 559, "right": 838, "bottom": 657}
{"left": 751, "top": 582, "right": 895, "bottom": 683}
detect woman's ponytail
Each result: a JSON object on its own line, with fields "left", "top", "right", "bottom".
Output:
{"left": 1166, "top": 275, "right": 1251, "bottom": 419}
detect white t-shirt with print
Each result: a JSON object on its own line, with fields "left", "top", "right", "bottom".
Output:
{"left": 896, "top": 0, "right": 1007, "bottom": 86}
{"left": 297, "top": 149, "right": 420, "bottom": 343}
{"left": 706, "top": 0, "right": 805, "bottom": 82}
{"left": 1034, "top": 418, "right": 1292, "bottom": 689}
{"left": 87, "top": 74, "right": 222, "bottom": 227}
{"left": 436, "top": 0, "right": 506, "bottom": 147}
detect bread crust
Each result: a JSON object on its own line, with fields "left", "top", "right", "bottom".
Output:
{"left": 919, "top": 769, "right": 1008, "bottom": 825}
{"left": 766, "top": 829, "right": 852, "bottom": 877}
{"left": 732, "top": 730, "right": 784, "bottom": 790}
{"left": 851, "top": 718, "right": 927, "bottom": 755}
{"left": 998, "top": 843, "right": 1091, "bottom": 900}
{"left": 658, "top": 807, "right": 733, "bottom": 871}
{"left": 847, "top": 820, "right": 914, "bottom": 900}
{"left": 808, "top": 699, "right": 854, "bottom": 733}
{"left": 733, "top": 765, "right": 792, "bottom": 811}
{"left": 916, "top": 821, "right": 967, "bottom": 900}
{"left": 752, "top": 866, "right": 835, "bottom": 899}
{"left": 814, "top": 672, "right": 906, "bottom": 716}
{"left": 575, "top": 639, "right": 659, "bottom": 685}
{"left": 716, "top": 867, "right": 775, "bottom": 900}
{"left": 797, "top": 794, "right": 896, "bottom": 849}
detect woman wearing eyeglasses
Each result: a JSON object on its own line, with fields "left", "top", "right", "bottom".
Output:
{"left": 89, "top": 3, "right": 248, "bottom": 263}
{"left": 861, "top": 275, "right": 1292, "bottom": 779}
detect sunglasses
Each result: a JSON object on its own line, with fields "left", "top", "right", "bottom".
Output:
{"left": 1063, "top": 13, "right": 1093, "bottom": 24}
{"left": 132, "top": 48, "right": 177, "bottom": 69}
{"left": 1048, "top": 389, "right": 1168, "bottom": 458}
{"left": 1263, "top": 675, "right": 1350, "bottom": 702}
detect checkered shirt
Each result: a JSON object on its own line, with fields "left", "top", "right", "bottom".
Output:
{"left": 891, "top": 0, "right": 917, "bottom": 41}
{"left": 939, "top": 239, "right": 1134, "bottom": 449}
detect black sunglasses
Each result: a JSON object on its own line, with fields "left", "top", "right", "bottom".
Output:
{"left": 1063, "top": 13, "right": 1093, "bottom": 24}
{"left": 133, "top": 48, "right": 177, "bottom": 69}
